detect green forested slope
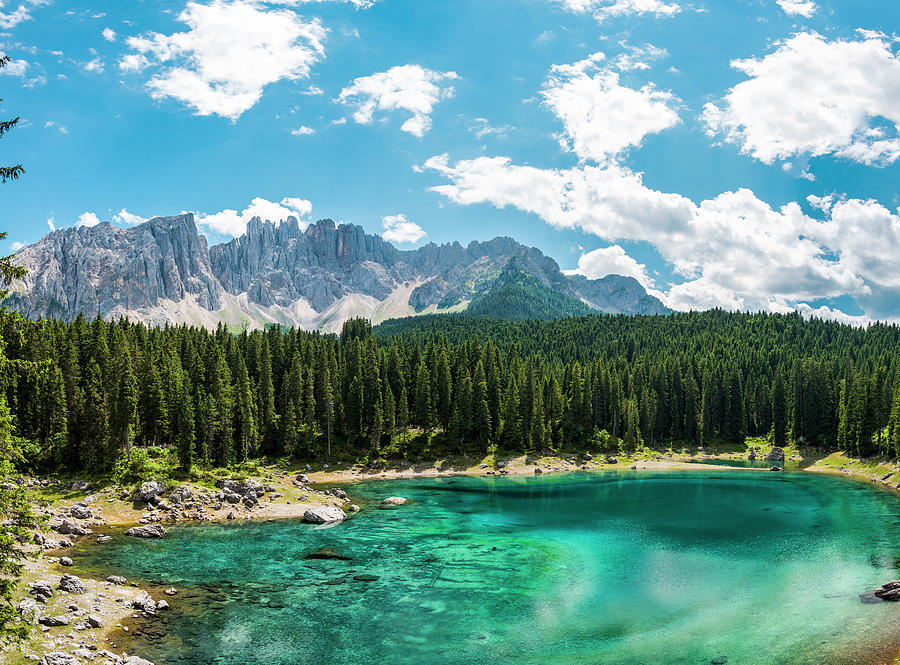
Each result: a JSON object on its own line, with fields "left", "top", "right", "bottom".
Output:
{"left": 1, "top": 309, "right": 899, "bottom": 476}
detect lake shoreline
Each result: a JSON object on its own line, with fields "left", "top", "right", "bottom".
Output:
{"left": 6, "top": 445, "right": 900, "bottom": 665}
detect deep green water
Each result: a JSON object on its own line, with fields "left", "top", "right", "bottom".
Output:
{"left": 81, "top": 471, "right": 900, "bottom": 665}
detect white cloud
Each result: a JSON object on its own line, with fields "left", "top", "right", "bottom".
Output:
{"left": 76, "top": 212, "right": 101, "bottom": 228}
{"left": 425, "top": 154, "right": 886, "bottom": 318}
{"left": 543, "top": 51, "right": 680, "bottom": 163}
{"left": 279, "top": 0, "right": 378, "bottom": 7}
{"left": 9, "top": 240, "right": 24, "bottom": 251}
{"left": 196, "top": 196, "right": 313, "bottom": 237}
{"left": 381, "top": 214, "right": 426, "bottom": 244}
{"left": 0, "top": 1, "right": 34, "bottom": 29}
{"left": 119, "top": 53, "right": 150, "bottom": 72}
{"left": 122, "top": 0, "right": 327, "bottom": 121}
{"left": 0, "top": 56, "right": 28, "bottom": 76}
{"left": 469, "top": 117, "right": 514, "bottom": 139}
{"left": 703, "top": 31, "right": 900, "bottom": 166}
{"left": 777, "top": 0, "right": 816, "bottom": 17}
{"left": 43, "top": 120, "right": 68, "bottom": 134}
{"left": 338, "top": 64, "right": 458, "bottom": 137}
{"left": 425, "top": 39, "right": 900, "bottom": 321}
{"left": 114, "top": 208, "right": 149, "bottom": 226}
{"left": 82, "top": 57, "right": 104, "bottom": 73}
{"left": 102, "top": 27, "right": 116, "bottom": 41}
{"left": 46, "top": 216, "right": 55, "bottom": 232}
{"left": 613, "top": 42, "right": 668, "bottom": 71}
{"left": 558, "top": 0, "right": 681, "bottom": 22}
{"left": 566, "top": 244, "right": 655, "bottom": 290}
{"left": 290, "top": 125, "right": 315, "bottom": 135}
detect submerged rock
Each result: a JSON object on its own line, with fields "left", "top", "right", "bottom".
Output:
{"left": 302, "top": 506, "right": 347, "bottom": 524}
{"left": 126, "top": 524, "right": 167, "bottom": 539}
{"left": 353, "top": 574, "right": 379, "bottom": 582}
{"left": 305, "top": 549, "right": 352, "bottom": 561}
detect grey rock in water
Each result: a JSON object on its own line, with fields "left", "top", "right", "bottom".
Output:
{"left": 126, "top": 524, "right": 167, "bottom": 539}
{"left": 381, "top": 496, "right": 407, "bottom": 506}
{"left": 302, "top": 506, "right": 347, "bottom": 524}
{"left": 8, "top": 215, "right": 668, "bottom": 332}
{"left": 132, "top": 592, "right": 157, "bottom": 612}
{"left": 59, "top": 556, "right": 73, "bottom": 566}
{"left": 330, "top": 488, "right": 348, "bottom": 500}
{"left": 97, "top": 535, "right": 112, "bottom": 543}
{"left": 58, "top": 573, "right": 87, "bottom": 594}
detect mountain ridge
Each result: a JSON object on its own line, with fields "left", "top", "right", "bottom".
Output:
{"left": 6, "top": 213, "right": 669, "bottom": 331}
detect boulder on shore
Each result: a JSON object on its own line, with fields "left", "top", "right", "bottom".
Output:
{"left": 40, "top": 653, "right": 80, "bottom": 665}
{"left": 58, "top": 573, "right": 87, "bottom": 594}
{"left": 137, "top": 480, "right": 165, "bottom": 502}
{"left": 382, "top": 497, "right": 407, "bottom": 506}
{"left": 126, "top": 524, "right": 167, "bottom": 539}
{"left": 54, "top": 519, "right": 91, "bottom": 536}
{"left": 765, "top": 447, "right": 785, "bottom": 461}
{"left": 302, "top": 506, "right": 347, "bottom": 524}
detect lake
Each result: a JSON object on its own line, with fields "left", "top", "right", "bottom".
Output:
{"left": 82, "top": 470, "right": 900, "bottom": 665}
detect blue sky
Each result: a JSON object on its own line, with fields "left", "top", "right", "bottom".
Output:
{"left": 2, "top": 0, "right": 900, "bottom": 321}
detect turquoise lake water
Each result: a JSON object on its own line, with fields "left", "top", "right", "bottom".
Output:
{"left": 81, "top": 470, "right": 900, "bottom": 665}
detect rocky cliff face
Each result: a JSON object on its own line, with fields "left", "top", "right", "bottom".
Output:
{"left": 8, "top": 214, "right": 223, "bottom": 320}
{"left": 7, "top": 214, "right": 669, "bottom": 330}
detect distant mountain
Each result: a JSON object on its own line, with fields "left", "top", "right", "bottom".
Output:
{"left": 5, "top": 214, "right": 668, "bottom": 331}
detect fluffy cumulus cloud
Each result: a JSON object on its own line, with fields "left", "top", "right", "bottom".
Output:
{"left": 338, "top": 65, "right": 458, "bottom": 136}
{"left": 122, "top": 0, "right": 326, "bottom": 121}
{"left": 424, "top": 50, "right": 900, "bottom": 323}
{"left": 280, "top": 0, "right": 379, "bottom": 7}
{"left": 196, "top": 196, "right": 313, "bottom": 237}
{"left": 0, "top": 0, "right": 43, "bottom": 29}
{"left": 558, "top": 0, "right": 681, "bottom": 22}
{"left": 776, "top": 0, "right": 817, "bottom": 17}
{"left": 9, "top": 240, "right": 24, "bottom": 251}
{"left": 381, "top": 214, "right": 426, "bottom": 244}
{"left": 0, "top": 56, "right": 28, "bottom": 76}
{"left": 113, "top": 208, "right": 149, "bottom": 226}
{"left": 76, "top": 212, "right": 101, "bottom": 228}
{"left": 703, "top": 31, "right": 900, "bottom": 166}
{"left": 543, "top": 51, "right": 680, "bottom": 163}
{"left": 565, "top": 244, "right": 655, "bottom": 290}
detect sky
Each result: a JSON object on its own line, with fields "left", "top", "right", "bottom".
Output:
{"left": 1, "top": 0, "right": 900, "bottom": 323}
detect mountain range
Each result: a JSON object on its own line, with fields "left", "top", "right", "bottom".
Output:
{"left": 5, "top": 214, "right": 668, "bottom": 332}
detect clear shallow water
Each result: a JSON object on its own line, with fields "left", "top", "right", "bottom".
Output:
{"left": 684, "top": 458, "right": 788, "bottom": 469}
{"left": 81, "top": 471, "right": 900, "bottom": 665}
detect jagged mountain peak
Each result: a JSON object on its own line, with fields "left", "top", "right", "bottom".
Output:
{"left": 7, "top": 213, "right": 669, "bottom": 331}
